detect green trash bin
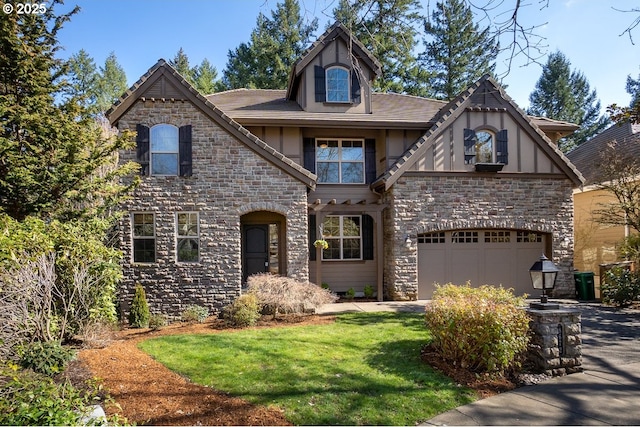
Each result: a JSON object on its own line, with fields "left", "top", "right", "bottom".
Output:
{"left": 574, "top": 272, "right": 595, "bottom": 300}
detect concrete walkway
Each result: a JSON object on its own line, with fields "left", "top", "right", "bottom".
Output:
{"left": 319, "top": 301, "right": 640, "bottom": 426}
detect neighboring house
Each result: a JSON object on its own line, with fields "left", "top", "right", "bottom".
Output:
{"left": 568, "top": 122, "right": 640, "bottom": 292}
{"left": 108, "top": 23, "right": 584, "bottom": 317}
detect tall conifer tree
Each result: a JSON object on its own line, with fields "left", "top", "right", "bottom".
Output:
{"left": 0, "top": 3, "right": 137, "bottom": 221}
{"left": 222, "top": 0, "right": 317, "bottom": 90}
{"left": 528, "top": 51, "right": 610, "bottom": 152}
{"left": 332, "top": 0, "right": 427, "bottom": 95}
{"left": 421, "top": 0, "right": 498, "bottom": 101}
{"left": 95, "top": 52, "right": 128, "bottom": 113}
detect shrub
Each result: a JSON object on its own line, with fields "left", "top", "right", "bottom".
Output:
{"left": 148, "top": 313, "right": 168, "bottom": 330}
{"left": 18, "top": 341, "right": 75, "bottom": 376}
{"left": 0, "top": 362, "right": 125, "bottom": 426}
{"left": 363, "top": 285, "right": 375, "bottom": 299}
{"left": 223, "top": 294, "right": 262, "bottom": 327}
{"left": 602, "top": 267, "right": 640, "bottom": 307}
{"left": 129, "top": 283, "right": 150, "bottom": 328}
{"left": 181, "top": 305, "right": 209, "bottom": 323}
{"left": 345, "top": 287, "right": 356, "bottom": 300}
{"left": 247, "top": 273, "right": 338, "bottom": 318}
{"left": 424, "top": 283, "right": 530, "bottom": 374}
{"left": 618, "top": 234, "right": 640, "bottom": 264}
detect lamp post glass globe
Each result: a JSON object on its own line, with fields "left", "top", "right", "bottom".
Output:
{"left": 529, "top": 254, "right": 560, "bottom": 308}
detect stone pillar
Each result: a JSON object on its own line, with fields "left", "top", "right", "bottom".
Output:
{"left": 526, "top": 307, "right": 583, "bottom": 376}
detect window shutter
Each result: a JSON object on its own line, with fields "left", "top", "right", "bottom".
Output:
{"left": 496, "top": 129, "right": 508, "bottom": 164}
{"left": 309, "top": 214, "right": 316, "bottom": 261}
{"left": 136, "top": 124, "right": 150, "bottom": 176}
{"left": 179, "top": 125, "right": 193, "bottom": 177}
{"left": 351, "top": 71, "right": 361, "bottom": 104}
{"left": 365, "top": 139, "right": 376, "bottom": 184}
{"left": 362, "top": 214, "right": 374, "bottom": 260}
{"left": 303, "top": 137, "right": 316, "bottom": 173}
{"left": 464, "top": 128, "right": 476, "bottom": 164}
{"left": 314, "top": 65, "right": 326, "bottom": 102}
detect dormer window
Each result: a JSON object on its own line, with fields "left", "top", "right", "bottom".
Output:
{"left": 326, "top": 66, "right": 350, "bottom": 103}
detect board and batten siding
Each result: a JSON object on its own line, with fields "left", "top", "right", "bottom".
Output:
{"left": 410, "top": 111, "right": 561, "bottom": 173}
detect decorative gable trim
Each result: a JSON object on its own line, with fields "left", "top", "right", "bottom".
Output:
{"left": 374, "top": 75, "right": 585, "bottom": 191}
{"left": 107, "top": 60, "right": 316, "bottom": 189}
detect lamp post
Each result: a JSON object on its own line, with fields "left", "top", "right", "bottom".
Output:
{"left": 529, "top": 254, "right": 560, "bottom": 310}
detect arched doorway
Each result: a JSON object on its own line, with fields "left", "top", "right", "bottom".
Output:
{"left": 241, "top": 211, "right": 286, "bottom": 283}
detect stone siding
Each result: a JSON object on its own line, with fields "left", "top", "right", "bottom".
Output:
{"left": 384, "top": 174, "right": 576, "bottom": 299}
{"left": 117, "top": 100, "right": 309, "bottom": 318}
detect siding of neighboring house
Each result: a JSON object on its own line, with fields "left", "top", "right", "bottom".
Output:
{"left": 116, "top": 100, "right": 309, "bottom": 317}
{"left": 574, "top": 187, "right": 627, "bottom": 292}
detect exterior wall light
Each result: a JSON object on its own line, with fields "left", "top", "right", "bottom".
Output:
{"left": 529, "top": 254, "right": 560, "bottom": 310}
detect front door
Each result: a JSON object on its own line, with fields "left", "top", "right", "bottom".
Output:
{"left": 242, "top": 224, "right": 269, "bottom": 283}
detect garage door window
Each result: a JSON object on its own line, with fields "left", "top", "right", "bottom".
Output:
{"left": 418, "top": 232, "right": 445, "bottom": 244}
{"left": 485, "top": 230, "right": 511, "bottom": 243}
{"left": 452, "top": 231, "right": 478, "bottom": 243}
{"left": 517, "top": 231, "right": 543, "bottom": 243}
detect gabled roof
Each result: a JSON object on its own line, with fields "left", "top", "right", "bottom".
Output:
{"left": 373, "top": 74, "right": 585, "bottom": 190}
{"left": 106, "top": 60, "right": 316, "bottom": 189}
{"left": 207, "top": 89, "right": 446, "bottom": 129}
{"left": 285, "top": 21, "right": 383, "bottom": 100}
{"left": 567, "top": 122, "right": 640, "bottom": 185}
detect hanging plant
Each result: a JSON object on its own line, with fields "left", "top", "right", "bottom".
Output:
{"left": 313, "top": 239, "right": 329, "bottom": 250}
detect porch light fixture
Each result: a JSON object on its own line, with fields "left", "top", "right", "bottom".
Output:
{"left": 404, "top": 234, "right": 412, "bottom": 247}
{"left": 529, "top": 254, "right": 560, "bottom": 310}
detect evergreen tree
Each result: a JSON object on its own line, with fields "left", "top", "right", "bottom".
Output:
{"left": 627, "top": 72, "right": 640, "bottom": 108}
{"left": 332, "top": 0, "right": 427, "bottom": 95}
{"left": 192, "top": 58, "right": 221, "bottom": 94}
{"left": 95, "top": 52, "right": 128, "bottom": 113}
{"left": 421, "top": 0, "right": 499, "bottom": 101}
{"left": 528, "top": 51, "right": 610, "bottom": 152}
{"left": 0, "top": 4, "right": 138, "bottom": 221}
{"left": 65, "top": 49, "right": 99, "bottom": 113}
{"left": 170, "top": 47, "right": 194, "bottom": 83}
{"left": 222, "top": 0, "right": 317, "bottom": 90}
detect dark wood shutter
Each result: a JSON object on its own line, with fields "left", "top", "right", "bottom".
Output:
{"left": 303, "top": 137, "right": 316, "bottom": 173}
{"left": 464, "top": 128, "right": 476, "bottom": 164}
{"left": 136, "top": 124, "right": 150, "bottom": 176}
{"left": 179, "top": 125, "right": 192, "bottom": 176}
{"left": 314, "top": 65, "right": 325, "bottom": 102}
{"left": 365, "top": 139, "right": 376, "bottom": 184}
{"left": 362, "top": 214, "right": 374, "bottom": 260}
{"left": 496, "top": 129, "right": 508, "bottom": 164}
{"left": 309, "top": 214, "right": 317, "bottom": 261}
{"left": 351, "top": 71, "right": 361, "bottom": 104}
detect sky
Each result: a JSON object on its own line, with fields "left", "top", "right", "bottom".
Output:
{"left": 54, "top": 0, "right": 640, "bottom": 113}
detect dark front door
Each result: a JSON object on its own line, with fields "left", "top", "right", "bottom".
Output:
{"left": 242, "top": 224, "right": 269, "bottom": 283}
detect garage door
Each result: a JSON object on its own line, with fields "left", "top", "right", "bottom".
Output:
{"left": 418, "top": 230, "right": 546, "bottom": 299}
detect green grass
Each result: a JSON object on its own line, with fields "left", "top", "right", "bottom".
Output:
{"left": 139, "top": 312, "right": 475, "bottom": 425}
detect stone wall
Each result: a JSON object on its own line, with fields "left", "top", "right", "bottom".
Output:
{"left": 116, "top": 100, "right": 309, "bottom": 318}
{"left": 384, "top": 173, "right": 576, "bottom": 299}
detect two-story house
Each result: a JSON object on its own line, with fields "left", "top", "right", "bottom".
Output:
{"left": 108, "top": 23, "right": 583, "bottom": 317}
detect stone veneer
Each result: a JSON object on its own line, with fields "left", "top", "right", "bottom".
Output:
{"left": 384, "top": 173, "right": 576, "bottom": 300}
{"left": 117, "top": 100, "right": 309, "bottom": 318}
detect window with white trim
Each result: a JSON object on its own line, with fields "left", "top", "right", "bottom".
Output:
{"left": 326, "top": 66, "right": 350, "bottom": 102}
{"left": 322, "top": 215, "right": 362, "bottom": 260}
{"left": 132, "top": 213, "right": 155, "bottom": 263}
{"left": 316, "top": 139, "right": 364, "bottom": 183}
{"left": 177, "top": 212, "right": 199, "bottom": 262}
{"left": 151, "top": 124, "right": 179, "bottom": 175}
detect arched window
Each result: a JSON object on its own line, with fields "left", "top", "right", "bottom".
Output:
{"left": 150, "top": 124, "right": 179, "bottom": 175}
{"left": 475, "top": 130, "right": 494, "bottom": 163}
{"left": 326, "top": 66, "right": 350, "bottom": 103}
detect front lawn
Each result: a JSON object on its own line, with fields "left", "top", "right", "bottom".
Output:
{"left": 139, "top": 312, "right": 475, "bottom": 425}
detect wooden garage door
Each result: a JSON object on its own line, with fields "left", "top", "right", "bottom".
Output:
{"left": 418, "top": 230, "right": 546, "bottom": 299}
